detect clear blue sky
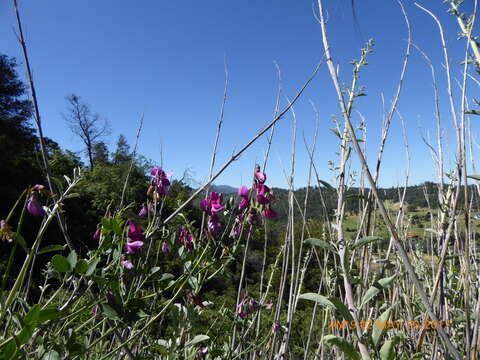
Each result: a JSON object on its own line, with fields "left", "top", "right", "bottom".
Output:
{"left": 1, "top": 0, "right": 478, "bottom": 189}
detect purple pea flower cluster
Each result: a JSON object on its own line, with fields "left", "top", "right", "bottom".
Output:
{"left": 200, "top": 192, "right": 224, "bottom": 236}
{"left": 121, "top": 219, "right": 145, "bottom": 270}
{"left": 150, "top": 167, "right": 173, "bottom": 196}
{"left": 126, "top": 219, "right": 145, "bottom": 254}
{"left": 237, "top": 294, "right": 259, "bottom": 319}
{"left": 253, "top": 166, "right": 277, "bottom": 219}
{"left": 178, "top": 226, "right": 194, "bottom": 252}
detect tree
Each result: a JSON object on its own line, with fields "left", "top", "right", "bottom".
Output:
{"left": 112, "top": 134, "right": 131, "bottom": 165}
{"left": 92, "top": 141, "right": 109, "bottom": 164}
{"left": 0, "top": 54, "right": 44, "bottom": 214}
{"left": 62, "top": 94, "right": 110, "bottom": 169}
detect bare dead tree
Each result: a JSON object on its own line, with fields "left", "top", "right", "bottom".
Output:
{"left": 62, "top": 94, "right": 110, "bottom": 169}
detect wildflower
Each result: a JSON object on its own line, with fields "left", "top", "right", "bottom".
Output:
{"left": 187, "top": 290, "right": 205, "bottom": 308}
{"left": 229, "top": 215, "right": 243, "bottom": 240}
{"left": 238, "top": 186, "right": 250, "bottom": 210}
{"left": 161, "top": 240, "right": 171, "bottom": 254}
{"left": 251, "top": 166, "right": 277, "bottom": 219}
{"left": 178, "top": 227, "right": 194, "bottom": 252}
{"left": 238, "top": 185, "right": 249, "bottom": 198}
{"left": 122, "top": 259, "right": 134, "bottom": 270}
{"left": 27, "top": 191, "right": 46, "bottom": 217}
{"left": 127, "top": 219, "right": 144, "bottom": 242}
{"left": 207, "top": 213, "right": 222, "bottom": 235}
{"left": 150, "top": 167, "right": 173, "bottom": 195}
{"left": 125, "top": 240, "right": 144, "bottom": 254}
{"left": 237, "top": 294, "right": 258, "bottom": 319}
{"left": 138, "top": 204, "right": 148, "bottom": 217}
{"left": 262, "top": 206, "right": 277, "bottom": 219}
{"left": 0, "top": 220, "right": 14, "bottom": 243}
{"left": 254, "top": 165, "right": 266, "bottom": 184}
{"left": 200, "top": 192, "right": 224, "bottom": 214}
{"left": 247, "top": 209, "right": 260, "bottom": 226}
{"left": 201, "top": 192, "right": 224, "bottom": 235}
{"left": 265, "top": 302, "right": 273, "bottom": 310}
{"left": 125, "top": 219, "right": 145, "bottom": 254}
{"left": 272, "top": 321, "right": 281, "bottom": 333}
{"left": 195, "top": 346, "right": 208, "bottom": 359}
{"left": 93, "top": 224, "right": 101, "bottom": 240}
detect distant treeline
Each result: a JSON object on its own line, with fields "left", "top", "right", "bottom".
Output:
{"left": 268, "top": 182, "right": 478, "bottom": 222}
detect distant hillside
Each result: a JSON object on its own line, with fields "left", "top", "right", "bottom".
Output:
{"left": 210, "top": 184, "right": 238, "bottom": 194}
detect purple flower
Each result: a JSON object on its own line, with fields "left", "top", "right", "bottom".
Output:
{"left": 138, "top": 204, "right": 148, "bottom": 217}
{"left": 201, "top": 192, "right": 224, "bottom": 214}
{"left": 210, "top": 192, "right": 224, "bottom": 213}
{"left": 27, "top": 192, "right": 46, "bottom": 217}
{"left": 256, "top": 194, "right": 270, "bottom": 205}
{"left": 150, "top": 167, "right": 173, "bottom": 195}
{"left": 161, "top": 240, "right": 170, "bottom": 254}
{"left": 93, "top": 227, "right": 101, "bottom": 240}
{"left": 122, "top": 259, "right": 134, "bottom": 270}
{"left": 254, "top": 165, "right": 266, "bottom": 184}
{"left": 201, "top": 192, "right": 224, "bottom": 235}
{"left": 229, "top": 215, "right": 243, "bottom": 240}
{"left": 237, "top": 294, "right": 258, "bottom": 319}
{"left": 247, "top": 209, "right": 260, "bottom": 226}
{"left": 238, "top": 186, "right": 249, "bottom": 198}
{"left": 238, "top": 186, "right": 250, "bottom": 210}
{"left": 262, "top": 206, "right": 278, "bottom": 219}
{"left": 127, "top": 219, "right": 144, "bottom": 242}
{"left": 239, "top": 198, "right": 249, "bottom": 210}
{"left": 208, "top": 219, "right": 221, "bottom": 235}
{"left": 178, "top": 227, "right": 194, "bottom": 252}
{"left": 196, "top": 346, "right": 208, "bottom": 358}
{"left": 272, "top": 321, "right": 281, "bottom": 333}
{"left": 125, "top": 240, "right": 144, "bottom": 254}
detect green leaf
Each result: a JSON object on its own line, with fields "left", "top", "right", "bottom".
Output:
{"left": 112, "top": 218, "right": 125, "bottom": 235}
{"left": 24, "top": 305, "right": 41, "bottom": 326}
{"left": 350, "top": 236, "right": 383, "bottom": 250}
{"left": 13, "top": 233, "right": 28, "bottom": 253}
{"left": 159, "top": 273, "right": 174, "bottom": 282}
{"left": 101, "top": 303, "right": 120, "bottom": 321}
{"left": 303, "top": 238, "right": 334, "bottom": 250}
{"left": 67, "top": 251, "right": 78, "bottom": 271}
{"left": 380, "top": 336, "right": 401, "bottom": 360}
{"left": 85, "top": 258, "right": 100, "bottom": 277}
{"left": 185, "top": 334, "right": 210, "bottom": 348}
{"left": 38, "top": 244, "right": 66, "bottom": 255}
{"left": 322, "top": 335, "right": 361, "bottom": 360}
{"left": 360, "top": 275, "right": 396, "bottom": 308}
{"left": 51, "top": 255, "right": 71, "bottom": 273}
{"left": 75, "top": 259, "right": 89, "bottom": 274}
{"left": 15, "top": 325, "right": 34, "bottom": 346}
{"left": 1, "top": 339, "right": 17, "bottom": 359}
{"left": 65, "top": 192, "right": 80, "bottom": 199}
{"left": 150, "top": 266, "right": 161, "bottom": 275}
{"left": 298, "top": 293, "right": 353, "bottom": 322}
{"left": 38, "top": 305, "right": 61, "bottom": 323}
{"left": 42, "top": 350, "right": 60, "bottom": 360}
{"left": 372, "top": 307, "right": 392, "bottom": 347}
